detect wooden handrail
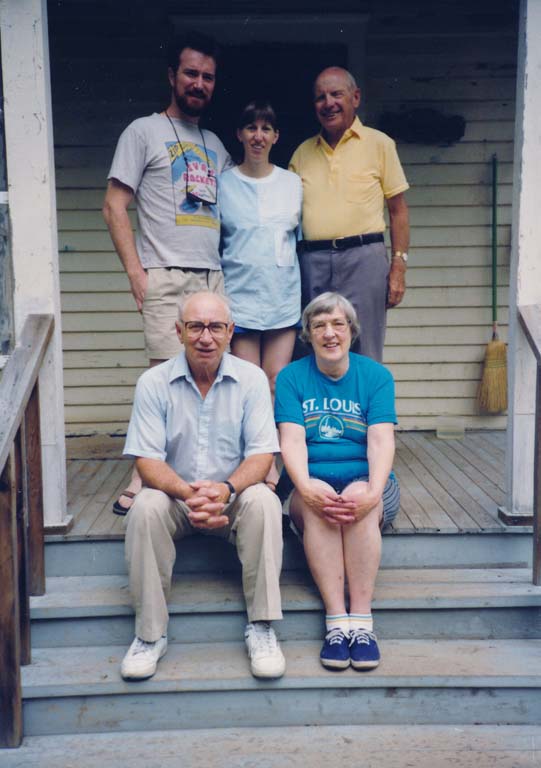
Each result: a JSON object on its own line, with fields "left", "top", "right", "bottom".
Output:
{"left": 0, "top": 314, "right": 53, "bottom": 749}
{"left": 518, "top": 304, "right": 541, "bottom": 586}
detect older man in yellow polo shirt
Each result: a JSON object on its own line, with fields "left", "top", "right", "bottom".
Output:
{"left": 289, "top": 66, "right": 410, "bottom": 361}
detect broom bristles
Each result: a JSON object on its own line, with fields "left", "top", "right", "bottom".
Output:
{"left": 478, "top": 339, "right": 507, "bottom": 414}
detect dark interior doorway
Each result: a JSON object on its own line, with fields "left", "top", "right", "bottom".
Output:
{"left": 205, "top": 42, "right": 348, "bottom": 167}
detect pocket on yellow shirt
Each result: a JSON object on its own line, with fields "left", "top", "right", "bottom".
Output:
{"left": 346, "top": 172, "right": 378, "bottom": 204}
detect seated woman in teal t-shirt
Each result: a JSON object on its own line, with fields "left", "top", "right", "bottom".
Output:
{"left": 275, "top": 292, "right": 400, "bottom": 672}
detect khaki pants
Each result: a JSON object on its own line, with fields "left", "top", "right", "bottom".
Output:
{"left": 124, "top": 484, "right": 283, "bottom": 642}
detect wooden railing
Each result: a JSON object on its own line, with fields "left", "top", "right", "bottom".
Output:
{"left": 0, "top": 314, "right": 54, "bottom": 748}
{"left": 518, "top": 304, "right": 541, "bottom": 586}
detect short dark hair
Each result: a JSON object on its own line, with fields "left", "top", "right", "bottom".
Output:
{"left": 237, "top": 100, "right": 278, "bottom": 131}
{"left": 166, "top": 30, "right": 220, "bottom": 74}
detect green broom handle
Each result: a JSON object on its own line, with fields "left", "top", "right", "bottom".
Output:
{"left": 491, "top": 154, "right": 498, "bottom": 330}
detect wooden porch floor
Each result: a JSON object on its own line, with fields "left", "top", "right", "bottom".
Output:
{"left": 63, "top": 430, "right": 511, "bottom": 539}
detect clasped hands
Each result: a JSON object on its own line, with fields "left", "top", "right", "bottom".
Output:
{"left": 301, "top": 478, "right": 381, "bottom": 526}
{"left": 184, "top": 480, "right": 232, "bottom": 530}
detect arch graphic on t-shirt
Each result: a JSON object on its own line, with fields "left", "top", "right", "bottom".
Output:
{"left": 319, "top": 414, "right": 345, "bottom": 440}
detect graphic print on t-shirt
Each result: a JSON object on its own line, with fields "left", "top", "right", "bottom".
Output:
{"left": 303, "top": 396, "right": 367, "bottom": 443}
{"left": 167, "top": 141, "right": 219, "bottom": 230}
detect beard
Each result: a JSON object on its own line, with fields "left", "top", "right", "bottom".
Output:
{"left": 175, "top": 90, "right": 209, "bottom": 117}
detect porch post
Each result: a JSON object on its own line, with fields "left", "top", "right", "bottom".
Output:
{"left": 504, "top": 0, "right": 541, "bottom": 521}
{"left": 0, "top": 0, "right": 70, "bottom": 530}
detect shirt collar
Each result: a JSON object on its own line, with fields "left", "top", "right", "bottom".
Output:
{"left": 168, "top": 350, "right": 240, "bottom": 385}
{"left": 317, "top": 115, "right": 364, "bottom": 149}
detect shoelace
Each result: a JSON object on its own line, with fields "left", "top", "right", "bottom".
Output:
{"left": 249, "top": 623, "right": 277, "bottom": 653}
{"left": 349, "top": 628, "right": 376, "bottom": 646}
{"left": 132, "top": 638, "right": 154, "bottom": 655}
{"left": 325, "top": 627, "right": 349, "bottom": 645}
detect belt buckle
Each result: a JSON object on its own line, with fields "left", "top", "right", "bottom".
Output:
{"left": 332, "top": 236, "right": 345, "bottom": 250}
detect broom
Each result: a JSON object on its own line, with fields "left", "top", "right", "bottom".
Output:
{"left": 478, "top": 154, "right": 507, "bottom": 414}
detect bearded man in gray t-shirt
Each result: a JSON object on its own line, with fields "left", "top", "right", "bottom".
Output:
{"left": 103, "top": 30, "right": 232, "bottom": 515}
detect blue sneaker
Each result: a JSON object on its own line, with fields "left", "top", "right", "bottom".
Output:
{"left": 349, "top": 628, "right": 380, "bottom": 670}
{"left": 320, "top": 628, "right": 350, "bottom": 669}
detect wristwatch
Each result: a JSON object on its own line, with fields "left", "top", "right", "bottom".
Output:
{"left": 223, "top": 480, "right": 237, "bottom": 504}
{"left": 392, "top": 250, "right": 408, "bottom": 264}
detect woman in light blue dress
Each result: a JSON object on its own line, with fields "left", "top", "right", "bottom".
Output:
{"left": 220, "top": 101, "right": 302, "bottom": 426}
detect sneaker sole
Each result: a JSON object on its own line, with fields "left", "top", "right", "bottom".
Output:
{"left": 251, "top": 657, "right": 286, "bottom": 679}
{"left": 350, "top": 658, "right": 380, "bottom": 671}
{"left": 320, "top": 657, "right": 350, "bottom": 670}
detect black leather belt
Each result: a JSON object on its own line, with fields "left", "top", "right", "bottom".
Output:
{"left": 298, "top": 232, "right": 384, "bottom": 253}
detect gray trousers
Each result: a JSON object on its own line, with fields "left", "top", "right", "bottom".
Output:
{"left": 124, "top": 484, "right": 284, "bottom": 642}
{"left": 299, "top": 241, "right": 389, "bottom": 362}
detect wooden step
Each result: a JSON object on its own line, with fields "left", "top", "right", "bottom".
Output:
{"left": 30, "top": 568, "right": 541, "bottom": 647}
{"left": 4, "top": 724, "right": 541, "bottom": 767}
{"left": 21, "top": 639, "right": 541, "bottom": 734}
{"left": 44, "top": 530, "right": 533, "bottom": 577}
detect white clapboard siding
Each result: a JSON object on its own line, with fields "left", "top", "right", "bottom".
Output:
{"left": 52, "top": 0, "right": 516, "bottom": 434}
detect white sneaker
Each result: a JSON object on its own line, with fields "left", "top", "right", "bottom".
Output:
{"left": 245, "top": 622, "right": 286, "bottom": 679}
{"left": 120, "top": 635, "right": 167, "bottom": 680}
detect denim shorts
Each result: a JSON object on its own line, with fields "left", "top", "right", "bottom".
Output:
{"left": 281, "top": 475, "right": 400, "bottom": 532}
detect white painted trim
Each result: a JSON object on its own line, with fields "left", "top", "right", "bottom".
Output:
{"left": 505, "top": 0, "right": 541, "bottom": 516}
{"left": 0, "top": 0, "right": 68, "bottom": 529}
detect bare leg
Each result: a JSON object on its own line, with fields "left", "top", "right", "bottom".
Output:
{"left": 290, "top": 490, "right": 347, "bottom": 615}
{"left": 341, "top": 481, "right": 383, "bottom": 614}
{"left": 260, "top": 328, "right": 296, "bottom": 486}
{"left": 117, "top": 357, "right": 165, "bottom": 510}
{"left": 261, "top": 328, "right": 297, "bottom": 399}
{"left": 231, "top": 332, "right": 262, "bottom": 367}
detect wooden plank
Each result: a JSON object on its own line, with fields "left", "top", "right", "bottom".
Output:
{"left": 422, "top": 435, "right": 505, "bottom": 503}
{"left": 62, "top": 284, "right": 508, "bottom": 312}
{"left": 59, "top": 307, "right": 509, "bottom": 334}
{"left": 67, "top": 460, "right": 125, "bottom": 524}
{"left": 86, "top": 462, "right": 135, "bottom": 536}
{"left": 0, "top": 315, "right": 54, "bottom": 473}
{"left": 14, "top": 429, "right": 30, "bottom": 666}
{"left": 66, "top": 460, "right": 105, "bottom": 505}
{"left": 468, "top": 432, "right": 506, "bottom": 462}
{"left": 392, "top": 453, "right": 458, "bottom": 531}
{"left": 454, "top": 435, "right": 506, "bottom": 475}
{"left": 390, "top": 466, "right": 436, "bottom": 531}
{"left": 0, "top": 454, "right": 22, "bottom": 748}
{"left": 70, "top": 460, "right": 131, "bottom": 536}
{"left": 518, "top": 304, "right": 541, "bottom": 365}
{"left": 24, "top": 383, "right": 45, "bottom": 596}
{"left": 396, "top": 435, "right": 481, "bottom": 531}
{"left": 402, "top": 432, "right": 503, "bottom": 530}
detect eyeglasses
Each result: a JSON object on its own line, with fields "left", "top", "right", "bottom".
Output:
{"left": 182, "top": 321, "right": 230, "bottom": 338}
{"left": 310, "top": 319, "right": 350, "bottom": 335}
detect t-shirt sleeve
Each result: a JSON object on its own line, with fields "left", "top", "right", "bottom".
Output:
{"left": 366, "top": 365, "right": 398, "bottom": 426}
{"left": 274, "top": 366, "right": 305, "bottom": 427}
{"left": 108, "top": 121, "right": 148, "bottom": 193}
{"left": 241, "top": 368, "right": 280, "bottom": 456}
{"left": 381, "top": 136, "right": 409, "bottom": 199}
{"left": 123, "top": 372, "right": 168, "bottom": 461}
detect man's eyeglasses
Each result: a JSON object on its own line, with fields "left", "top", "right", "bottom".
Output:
{"left": 183, "top": 321, "right": 230, "bottom": 338}
{"left": 310, "top": 319, "right": 350, "bottom": 335}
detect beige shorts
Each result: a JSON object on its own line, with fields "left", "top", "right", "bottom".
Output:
{"left": 141, "top": 267, "right": 224, "bottom": 361}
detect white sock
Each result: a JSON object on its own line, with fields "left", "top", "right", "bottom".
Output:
{"left": 349, "top": 613, "right": 373, "bottom": 632}
{"left": 325, "top": 613, "right": 350, "bottom": 635}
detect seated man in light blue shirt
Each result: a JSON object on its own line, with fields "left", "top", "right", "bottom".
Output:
{"left": 121, "top": 291, "right": 285, "bottom": 681}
